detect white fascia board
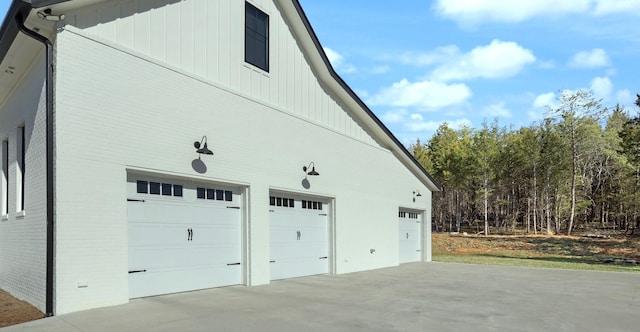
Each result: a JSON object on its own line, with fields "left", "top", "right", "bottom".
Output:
{"left": 275, "top": 0, "right": 442, "bottom": 192}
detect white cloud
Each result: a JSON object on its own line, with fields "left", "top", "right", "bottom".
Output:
{"left": 429, "top": 40, "right": 536, "bottom": 81}
{"left": 397, "top": 46, "right": 460, "bottom": 67}
{"left": 405, "top": 116, "right": 472, "bottom": 133}
{"left": 483, "top": 102, "right": 512, "bottom": 118}
{"left": 533, "top": 92, "right": 557, "bottom": 109}
{"left": 528, "top": 109, "right": 546, "bottom": 122}
{"left": 405, "top": 119, "right": 471, "bottom": 133}
{"left": 433, "top": 0, "right": 640, "bottom": 25}
{"left": 324, "top": 47, "right": 342, "bottom": 65}
{"left": 538, "top": 60, "right": 557, "bottom": 69}
{"left": 568, "top": 49, "right": 611, "bottom": 68}
{"left": 589, "top": 77, "right": 634, "bottom": 107}
{"left": 323, "top": 47, "right": 357, "bottom": 74}
{"left": 381, "top": 109, "right": 408, "bottom": 124}
{"left": 406, "top": 120, "right": 441, "bottom": 133}
{"left": 368, "top": 78, "right": 472, "bottom": 109}
{"left": 615, "top": 89, "right": 634, "bottom": 106}
{"left": 354, "top": 88, "right": 370, "bottom": 99}
{"left": 370, "top": 66, "right": 391, "bottom": 74}
{"left": 433, "top": 0, "right": 591, "bottom": 24}
{"left": 391, "top": 40, "right": 535, "bottom": 82}
{"left": 590, "top": 76, "right": 613, "bottom": 100}
{"left": 529, "top": 77, "right": 633, "bottom": 111}
{"left": 594, "top": 0, "right": 640, "bottom": 15}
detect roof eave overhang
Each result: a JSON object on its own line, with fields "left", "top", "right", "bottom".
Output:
{"left": 282, "top": 0, "right": 442, "bottom": 192}
{"left": 0, "top": 0, "right": 70, "bottom": 63}
{"left": 0, "top": 1, "right": 31, "bottom": 62}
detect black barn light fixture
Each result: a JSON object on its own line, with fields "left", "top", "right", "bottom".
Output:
{"left": 413, "top": 190, "right": 422, "bottom": 202}
{"left": 303, "top": 162, "right": 319, "bottom": 176}
{"left": 194, "top": 136, "right": 213, "bottom": 157}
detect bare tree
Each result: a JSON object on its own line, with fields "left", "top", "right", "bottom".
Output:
{"left": 548, "top": 90, "right": 604, "bottom": 235}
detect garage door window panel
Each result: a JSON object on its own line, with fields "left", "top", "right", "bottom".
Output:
{"left": 149, "top": 182, "right": 161, "bottom": 195}
{"left": 162, "top": 183, "right": 172, "bottom": 196}
{"left": 136, "top": 181, "right": 148, "bottom": 194}
{"left": 173, "top": 185, "right": 183, "bottom": 197}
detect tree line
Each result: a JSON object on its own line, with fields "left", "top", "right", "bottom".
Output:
{"left": 412, "top": 90, "right": 640, "bottom": 235}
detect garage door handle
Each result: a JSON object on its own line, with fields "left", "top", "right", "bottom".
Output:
{"left": 227, "top": 262, "right": 241, "bottom": 266}
{"left": 128, "top": 270, "right": 147, "bottom": 274}
{"left": 416, "top": 250, "right": 421, "bottom": 252}
{"left": 127, "top": 199, "right": 145, "bottom": 202}
{"left": 270, "top": 260, "right": 276, "bottom": 263}
{"left": 319, "top": 257, "right": 328, "bottom": 259}
{"left": 227, "top": 206, "right": 240, "bottom": 209}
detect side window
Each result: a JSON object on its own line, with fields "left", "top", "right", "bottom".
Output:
{"left": 245, "top": 2, "right": 269, "bottom": 71}
{"left": 17, "top": 125, "right": 25, "bottom": 212}
{"left": 1, "top": 139, "right": 8, "bottom": 216}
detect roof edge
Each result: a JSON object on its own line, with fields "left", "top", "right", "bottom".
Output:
{"left": 0, "top": 0, "right": 70, "bottom": 64}
{"left": 0, "top": 1, "right": 32, "bottom": 63}
{"left": 289, "top": 1, "right": 442, "bottom": 191}
{"left": 29, "top": 0, "right": 71, "bottom": 8}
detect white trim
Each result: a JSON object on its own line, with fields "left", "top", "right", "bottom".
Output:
{"left": 269, "top": 186, "right": 335, "bottom": 201}
{"left": 124, "top": 166, "right": 251, "bottom": 189}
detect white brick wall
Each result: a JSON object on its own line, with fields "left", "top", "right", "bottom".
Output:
{"left": 53, "top": 27, "right": 432, "bottom": 314}
{"left": 0, "top": 51, "right": 49, "bottom": 313}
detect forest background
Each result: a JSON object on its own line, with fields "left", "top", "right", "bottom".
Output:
{"left": 412, "top": 90, "right": 640, "bottom": 236}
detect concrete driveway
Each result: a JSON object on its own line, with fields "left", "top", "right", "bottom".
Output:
{"left": 3, "top": 262, "right": 639, "bottom": 332}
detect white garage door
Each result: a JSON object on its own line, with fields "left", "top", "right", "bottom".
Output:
{"left": 399, "top": 211, "right": 421, "bottom": 263}
{"left": 127, "top": 176, "right": 242, "bottom": 298}
{"left": 269, "top": 195, "right": 329, "bottom": 280}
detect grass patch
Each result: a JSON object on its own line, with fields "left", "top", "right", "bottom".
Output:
{"left": 432, "top": 233, "right": 640, "bottom": 273}
{"left": 434, "top": 254, "right": 640, "bottom": 272}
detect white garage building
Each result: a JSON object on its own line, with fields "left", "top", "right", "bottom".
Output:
{"left": 0, "top": 0, "right": 441, "bottom": 315}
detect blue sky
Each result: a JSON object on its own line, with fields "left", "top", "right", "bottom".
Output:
{"left": 299, "top": 0, "right": 640, "bottom": 144}
{"left": 2, "top": 1, "right": 638, "bottom": 144}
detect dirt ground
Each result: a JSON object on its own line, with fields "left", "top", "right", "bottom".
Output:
{"left": 0, "top": 289, "right": 44, "bottom": 328}
{"left": 432, "top": 232, "right": 640, "bottom": 263}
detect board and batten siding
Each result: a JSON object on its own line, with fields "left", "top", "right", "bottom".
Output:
{"left": 63, "top": 0, "right": 379, "bottom": 148}
{"left": 0, "top": 51, "right": 49, "bottom": 313}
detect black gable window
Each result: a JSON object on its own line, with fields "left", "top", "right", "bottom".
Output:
{"left": 245, "top": 2, "right": 269, "bottom": 72}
